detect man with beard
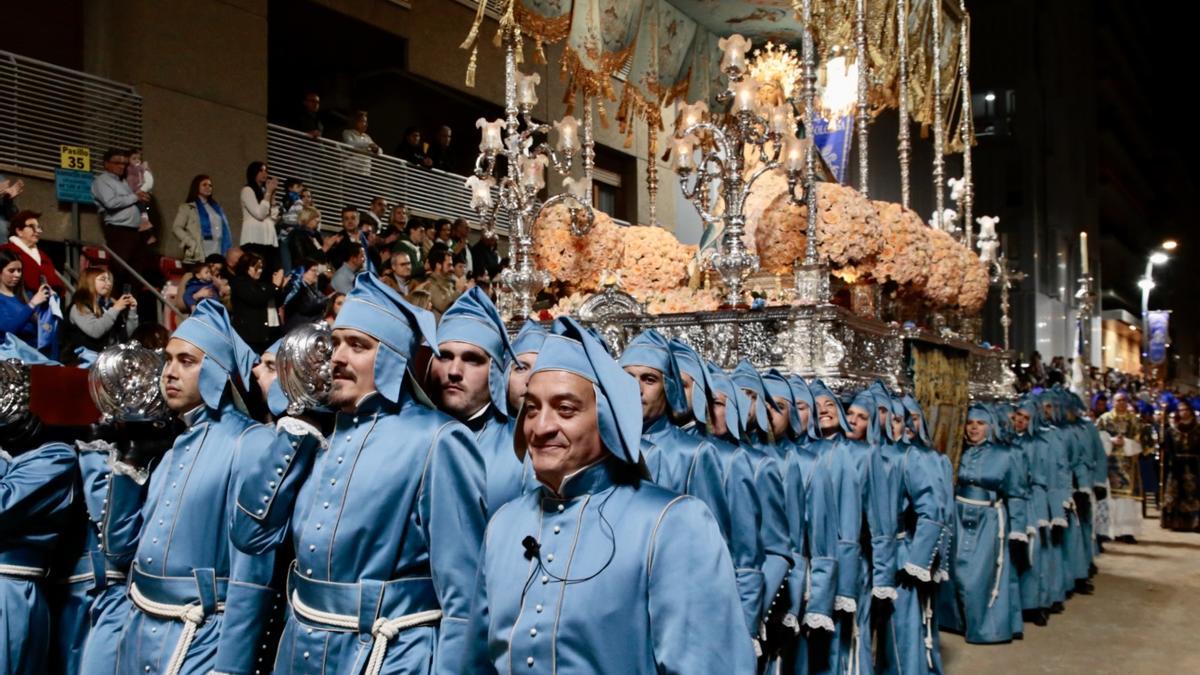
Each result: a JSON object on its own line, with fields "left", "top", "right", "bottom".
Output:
{"left": 231, "top": 274, "right": 486, "bottom": 674}
{"left": 429, "top": 287, "right": 529, "bottom": 512}
{"left": 101, "top": 300, "right": 283, "bottom": 675}
{"left": 464, "top": 318, "right": 755, "bottom": 674}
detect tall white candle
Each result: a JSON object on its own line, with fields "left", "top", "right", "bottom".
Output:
{"left": 1080, "top": 231, "right": 1089, "bottom": 275}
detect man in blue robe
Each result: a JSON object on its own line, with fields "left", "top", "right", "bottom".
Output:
{"left": 101, "top": 299, "right": 283, "bottom": 675}
{"left": 760, "top": 371, "right": 838, "bottom": 673}
{"left": 619, "top": 330, "right": 730, "bottom": 526}
{"left": 430, "top": 287, "right": 529, "bottom": 512}
{"left": 505, "top": 320, "right": 547, "bottom": 420}
{"left": 0, "top": 352, "right": 77, "bottom": 675}
{"left": 732, "top": 359, "right": 795, "bottom": 657}
{"left": 231, "top": 273, "right": 488, "bottom": 675}
{"left": 1011, "top": 398, "right": 1053, "bottom": 624}
{"left": 465, "top": 317, "right": 756, "bottom": 674}
{"left": 704, "top": 361, "right": 769, "bottom": 649}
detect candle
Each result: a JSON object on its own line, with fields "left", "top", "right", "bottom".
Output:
{"left": 769, "top": 103, "right": 794, "bottom": 135}
{"left": 676, "top": 100, "right": 709, "bottom": 135}
{"left": 671, "top": 135, "right": 698, "bottom": 171}
{"left": 476, "top": 118, "right": 504, "bottom": 152}
{"left": 1080, "top": 231, "right": 1089, "bottom": 275}
{"left": 731, "top": 78, "right": 759, "bottom": 113}
{"left": 563, "top": 176, "right": 590, "bottom": 200}
{"left": 465, "top": 175, "right": 494, "bottom": 210}
{"left": 519, "top": 155, "right": 548, "bottom": 191}
{"left": 782, "top": 134, "right": 806, "bottom": 172}
{"left": 718, "top": 34, "right": 752, "bottom": 74}
{"left": 554, "top": 115, "right": 581, "bottom": 154}
{"left": 516, "top": 71, "right": 541, "bottom": 109}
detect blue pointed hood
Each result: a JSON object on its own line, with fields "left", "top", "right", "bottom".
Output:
{"left": 966, "top": 402, "right": 1000, "bottom": 444}
{"left": 172, "top": 299, "right": 258, "bottom": 410}
{"left": 437, "top": 286, "right": 518, "bottom": 416}
{"left": 848, "top": 390, "right": 882, "bottom": 445}
{"left": 668, "top": 338, "right": 709, "bottom": 425}
{"left": 334, "top": 272, "right": 439, "bottom": 404}
{"left": 619, "top": 329, "right": 688, "bottom": 419}
{"left": 787, "top": 375, "right": 821, "bottom": 440}
{"left": 512, "top": 319, "right": 548, "bottom": 356}
{"left": 810, "top": 378, "right": 851, "bottom": 435}
{"left": 901, "top": 394, "right": 931, "bottom": 445}
{"left": 732, "top": 359, "right": 779, "bottom": 433}
{"left": 706, "top": 362, "right": 745, "bottom": 441}
{"left": 263, "top": 337, "right": 289, "bottom": 418}
{"left": 763, "top": 369, "right": 801, "bottom": 438}
{"left": 516, "top": 317, "right": 642, "bottom": 465}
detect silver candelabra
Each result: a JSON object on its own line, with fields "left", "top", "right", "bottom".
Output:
{"left": 673, "top": 35, "right": 806, "bottom": 308}
{"left": 467, "top": 21, "right": 595, "bottom": 320}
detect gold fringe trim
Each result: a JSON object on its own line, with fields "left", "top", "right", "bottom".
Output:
{"left": 559, "top": 44, "right": 630, "bottom": 127}
{"left": 514, "top": 1, "right": 571, "bottom": 63}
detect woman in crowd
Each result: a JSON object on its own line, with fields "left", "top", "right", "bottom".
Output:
{"left": 341, "top": 111, "right": 380, "bottom": 155}
{"left": 0, "top": 249, "right": 53, "bottom": 350}
{"left": 2, "top": 210, "right": 66, "bottom": 294}
{"left": 172, "top": 174, "right": 233, "bottom": 263}
{"left": 282, "top": 258, "right": 326, "bottom": 334}
{"left": 64, "top": 267, "right": 139, "bottom": 353}
{"left": 229, "top": 250, "right": 285, "bottom": 353}
{"left": 239, "top": 160, "right": 279, "bottom": 267}
{"left": 323, "top": 291, "right": 345, "bottom": 322}
{"left": 288, "top": 206, "right": 332, "bottom": 266}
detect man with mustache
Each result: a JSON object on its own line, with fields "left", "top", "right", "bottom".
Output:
{"left": 464, "top": 318, "right": 754, "bottom": 674}
{"left": 101, "top": 300, "right": 283, "bottom": 675}
{"left": 231, "top": 273, "right": 487, "bottom": 674}
{"left": 429, "top": 287, "right": 530, "bottom": 512}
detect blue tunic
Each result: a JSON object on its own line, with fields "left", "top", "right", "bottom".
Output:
{"left": 878, "top": 442, "right": 949, "bottom": 675}
{"left": 1041, "top": 424, "right": 1073, "bottom": 604}
{"left": 232, "top": 390, "right": 487, "bottom": 675}
{"left": 465, "top": 458, "right": 757, "bottom": 674}
{"left": 948, "top": 440, "right": 1025, "bottom": 644}
{"left": 642, "top": 416, "right": 731, "bottom": 545}
{"left": 0, "top": 442, "right": 76, "bottom": 675}
{"left": 103, "top": 402, "right": 281, "bottom": 675}
{"left": 471, "top": 406, "right": 534, "bottom": 513}
{"left": 1012, "top": 429, "right": 1053, "bottom": 610}
{"left": 778, "top": 438, "right": 839, "bottom": 675}
{"left": 48, "top": 441, "right": 130, "bottom": 675}
{"left": 705, "top": 433, "right": 766, "bottom": 639}
{"left": 745, "top": 437, "right": 795, "bottom": 634}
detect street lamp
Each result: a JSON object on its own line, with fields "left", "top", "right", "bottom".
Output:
{"left": 1141, "top": 245, "right": 1173, "bottom": 377}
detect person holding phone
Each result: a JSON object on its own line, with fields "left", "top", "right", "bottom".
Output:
{"left": 0, "top": 249, "right": 53, "bottom": 350}
{"left": 64, "top": 267, "right": 139, "bottom": 354}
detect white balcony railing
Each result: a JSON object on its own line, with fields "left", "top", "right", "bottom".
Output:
{"left": 266, "top": 123, "right": 511, "bottom": 233}
{"left": 0, "top": 50, "right": 142, "bottom": 174}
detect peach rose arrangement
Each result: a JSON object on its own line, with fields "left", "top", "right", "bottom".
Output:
{"left": 871, "top": 201, "right": 931, "bottom": 289}
{"left": 618, "top": 225, "right": 696, "bottom": 296}
{"left": 532, "top": 203, "right": 624, "bottom": 292}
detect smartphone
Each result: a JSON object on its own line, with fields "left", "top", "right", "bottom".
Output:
{"left": 39, "top": 274, "right": 49, "bottom": 289}
{"left": 122, "top": 283, "right": 132, "bottom": 297}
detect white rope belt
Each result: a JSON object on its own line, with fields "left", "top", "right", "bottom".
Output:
{"left": 955, "top": 495, "right": 994, "bottom": 507}
{"left": 129, "top": 582, "right": 225, "bottom": 675}
{"left": 0, "top": 563, "right": 47, "bottom": 579}
{"left": 922, "top": 593, "right": 935, "bottom": 670}
{"left": 291, "top": 589, "right": 442, "bottom": 675}
{"left": 62, "top": 570, "right": 127, "bottom": 585}
{"left": 989, "top": 502, "right": 1006, "bottom": 608}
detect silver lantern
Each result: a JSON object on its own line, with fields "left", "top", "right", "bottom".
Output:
{"left": 0, "top": 359, "right": 31, "bottom": 427}
{"left": 275, "top": 321, "right": 333, "bottom": 415}
{"left": 88, "top": 342, "right": 169, "bottom": 422}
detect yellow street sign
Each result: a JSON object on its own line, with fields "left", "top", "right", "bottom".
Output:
{"left": 60, "top": 145, "right": 91, "bottom": 172}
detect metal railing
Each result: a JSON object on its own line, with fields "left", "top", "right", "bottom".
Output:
{"left": 0, "top": 50, "right": 143, "bottom": 174}
{"left": 266, "top": 123, "right": 511, "bottom": 233}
